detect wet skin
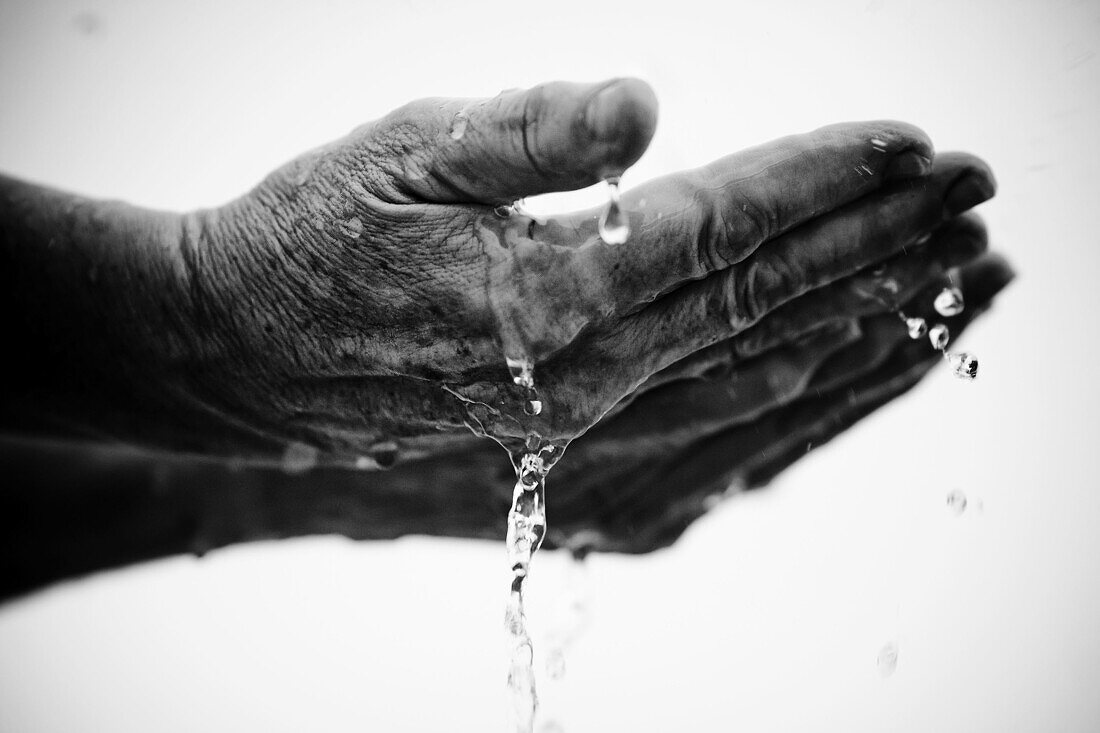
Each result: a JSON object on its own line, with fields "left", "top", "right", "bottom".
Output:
{"left": 0, "top": 78, "right": 1012, "bottom": 596}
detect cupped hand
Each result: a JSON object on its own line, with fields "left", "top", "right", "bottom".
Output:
{"left": 184, "top": 78, "right": 995, "bottom": 466}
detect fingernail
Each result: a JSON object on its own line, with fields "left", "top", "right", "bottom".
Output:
{"left": 585, "top": 80, "right": 627, "bottom": 141}
{"left": 944, "top": 173, "right": 996, "bottom": 217}
{"left": 883, "top": 150, "right": 933, "bottom": 180}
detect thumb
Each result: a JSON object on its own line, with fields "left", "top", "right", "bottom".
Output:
{"left": 369, "top": 78, "right": 658, "bottom": 205}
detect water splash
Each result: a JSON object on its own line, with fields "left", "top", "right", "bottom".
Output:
{"left": 598, "top": 177, "right": 629, "bottom": 245}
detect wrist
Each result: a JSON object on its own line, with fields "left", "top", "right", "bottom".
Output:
{"left": 0, "top": 175, "right": 280, "bottom": 458}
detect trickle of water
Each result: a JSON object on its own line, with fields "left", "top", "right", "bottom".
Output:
{"left": 598, "top": 177, "right": 629, "bottom": 245}
{"left": 877, "top": 642, "right": 899, "bottom": 678}
{"left": 928, "top": 323, "right": 950, "bottom": 350}
{"left": 506, "top": 577, "right": 538, "bottom": 733}
{"left": 933, "top": 286, "right": 965, "bottom": 317}
{"left": 505, "top": 438, "right": 565, "bottom": 732}
{"left": 948, "top": 351, "right": 979, "bottom": 380}
{"left": 497, "top": 354, "right": 570, "bottom": 733}
{"left": 507, "top": 356, "right": 544, "bottom": 417}
{"left": 905, "top": 316, "right": 928, "bottom": 340}
{"left": 946, "top": 489, "right": 968, "bottom": 515}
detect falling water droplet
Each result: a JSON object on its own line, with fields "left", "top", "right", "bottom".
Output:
{"left": 877, "top": 642, "right": 899, "bottom": 678}
{"left": 928, "top": 323, "right": 950, "bottom": 350}
{"left": 524, "top": 397, "right": 543, "bottom": 416}
{"left": 948, "top": 351, "right": 979, "bottom": 380}
{"left": 495, "top": 204, "right": 515, "bottom": 219}
{"left": 545, "top": 647, "right": 566, "bottom": 680}
{"left": 905, "top": 317, "right": 928, "bottom": 339}
{"left": 934, "top": 286, "right": 965, "bottom": 317}
{"left": 598, "top": 177, "right": 629, "bottom": 245}
{"left": 946, "top": 489, "right": 968, "bottom": 515}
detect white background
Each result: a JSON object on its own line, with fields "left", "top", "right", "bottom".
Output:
{"left": 1, "top": 0, "right": 1098, "bottom": 731}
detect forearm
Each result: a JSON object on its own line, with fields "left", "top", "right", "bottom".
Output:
{"left": 0, "top": 438, "right": 510, "bottom": 601}
{"left": 0, "top": 174, "right": 280, "bottom": 458}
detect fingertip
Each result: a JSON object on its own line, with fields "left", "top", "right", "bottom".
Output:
{"left": 582, "top": 77, "right": 659, "bottom": 178}
{"left": 875, "top": 119, "right": 935, "bottom": 164}
{"left": 958, "top": 252, "right": 1017, "bottom": 301}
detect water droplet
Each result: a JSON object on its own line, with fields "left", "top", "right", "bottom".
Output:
{"left": 877, "top": 642, "right": 899, "bottom": 678}
{"left": 946, "top": 489, "right": 968, "bottom": 515}
{"left": 905, "top": 317, "right": 928, "bottom": 339}
{"left": 545, "top": 647, "right": 566, "bottom": 680}
{"left": 450, "top": 112, "right": 468, "bottom": 140}
{"left": 494, "top": 204, "right": 514, "bottom": 218}
{"left": 598, "top": 177, "right": 629, "bottom": 245}
{"left": 870, "top": 262, "right": 889, "bottom": 277}
{"left": 928, "top": 323, "right": 950, "bottom": 350}
{"left": 524, "top": 398, "right": 543, "bottom": 416}
{"left": 879, "top": 277, "right": 899, "bottom": 296}
{"left": 933, "top": 286, "right": 965, "bottom": 317}
{"left": 948, "top": 351, "right": 979, "bottom": 380}
{"left": 281, "top": 441, "right": 318, "bottom": 474}
{"left": 354, "top": 455, "right": 379, "bottom": 470}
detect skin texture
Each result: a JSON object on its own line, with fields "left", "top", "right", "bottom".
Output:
{"left": 0, "top": 78, "right": 1013, "bottom": 598}
{"left": 176, "top": 79, "right": 995, "bottom": 458}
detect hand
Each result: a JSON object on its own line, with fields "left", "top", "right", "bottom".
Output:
{"left": 184, "top": 77, "right": 996, "bottom": 465}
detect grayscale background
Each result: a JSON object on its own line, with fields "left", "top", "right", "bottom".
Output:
{"left": 1, "top": 0, "right": 1097, "bottom": 730}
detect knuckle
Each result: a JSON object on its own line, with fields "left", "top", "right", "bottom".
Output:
{"left": 733, "top": 255, "right": 800, "bottom": 326}
{"left": 693, "top": 188, "right": 734, "bottom": 272}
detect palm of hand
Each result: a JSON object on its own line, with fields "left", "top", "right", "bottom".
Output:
{"left": 188, "top": 79, "right": 1003, "bottom": 487}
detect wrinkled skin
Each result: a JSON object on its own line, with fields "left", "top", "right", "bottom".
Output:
{"left": 183, "top": 78, "right": 999, "bottom": 464}
{"left": 0, "top": 78, "right": 1016, "bottom": 598}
